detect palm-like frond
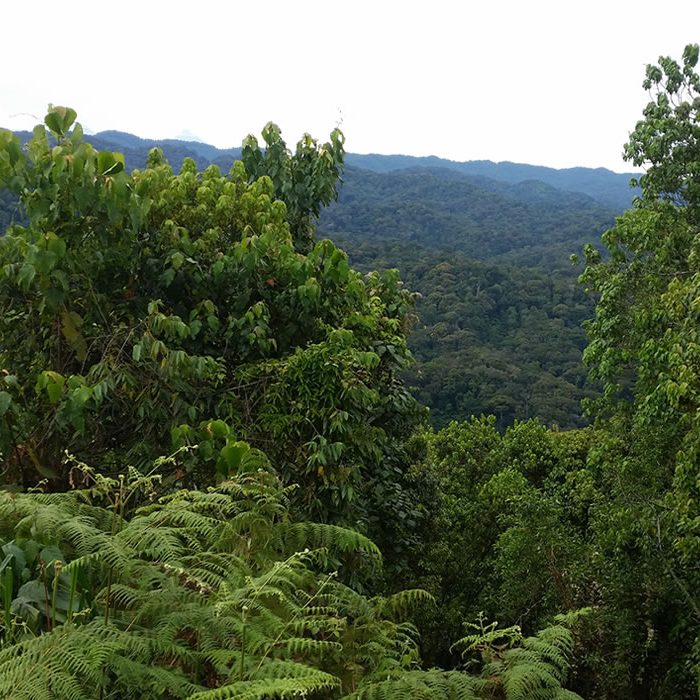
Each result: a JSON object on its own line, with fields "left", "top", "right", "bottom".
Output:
{"left": 481, "top": 623, "right": 583, "bottom": 700}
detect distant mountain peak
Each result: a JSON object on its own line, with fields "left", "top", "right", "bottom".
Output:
{"left": 173, "top": 129, "right": 203, "bottom": 143}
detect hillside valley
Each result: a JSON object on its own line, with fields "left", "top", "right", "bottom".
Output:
{"left": 0, "top": 128, "right": 633, "bottom": 428}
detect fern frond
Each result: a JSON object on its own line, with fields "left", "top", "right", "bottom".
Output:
{"left": 375, "top": 588, "right": 434, "bottom": 619}
{"left": 481, "top": 622, "right": 583, "bottom": 700}
{"left": 186, "top": 672, "right": 341, "bottom": 700}
{"left": 275, "top": 522, "right": 382, "bottom": 562}
{"left": 345, "top": 669, "right": 483, "bottom": 700}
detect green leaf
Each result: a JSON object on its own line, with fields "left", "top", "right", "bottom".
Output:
{"left": 44, "top": 106, "right": 77, "bottom": 138}
{"left": 17, "top": 264, "right": 36, "bottom": 290}
{"left": 161, "top": 267, "right": 176, "bottom": 287}
{"left": 218, "top": 441, "right": 249, "bottom": 475}
{"left": 39, "top": 545, "right": 65, "bottom": 571}
{"left": 43, "top": 287, "right": 65, "bottom": 310}
{"left": 44, "top": 112, "right": 64, "bottom": 138}
{"left": 207, "top": 420, "right": 229, "bottom": 439}
{"left": 97, "top": 151, "right": 125, "bottom": 176}
{"left": 0, "top": 391, "right": 11, "bottom": 416}
{"left": 69, "top": 121, "right": 84, "bottom": 144}
{"left": 71, "top": 385, "right": 92, "bottom": 407}
{"left": 39, "top": 371, "right": 65, "bottom": 404}
{"left": 33, "top": 250, "right": 58, "bottom": 275}
{"left": 13, "top": 580, "right": 46, "bottom": 607}
{"left": 683, "top": 43, "right": 699, "bottom": 69}
{"left": 171, "top": 251, "right": 184, "bottom": 270}
{"left": 189, "top": 319, "right": 202, "bottom": 337}
{"left": 46, "top": 236, "right": 67, "bottom": 260}
{"left": 66, "top": 375, "right": 86, "bottom": 390}
{"left": 1, "top": 543, "right": 26, "bottom": 577}
{"left": 61, "top": 310, "right": 87, "bottom": 362}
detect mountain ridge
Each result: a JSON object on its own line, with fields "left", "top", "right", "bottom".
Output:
{"left": 4, "top": 127, "right": 639, "bottom": 210}
{"left": 319, "top": 165, "right": 617, "bottom": 269}
{"left": 345, "top": 152, "right": 639, "bottom": 210}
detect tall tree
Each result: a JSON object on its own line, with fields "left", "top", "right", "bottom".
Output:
{"left": 241, "top": 122, "right": 345, "bottom": 253}
{"left": 0, "top": 108, "right": 420, "bottom": 532}
{"left": 581, "top": 44, "right": 700, "bottom": 696}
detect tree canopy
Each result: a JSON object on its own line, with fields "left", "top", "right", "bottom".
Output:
{"left": 0, "top": 109, "right": 421, "bottom": 533}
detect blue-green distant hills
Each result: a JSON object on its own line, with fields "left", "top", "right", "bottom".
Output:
{"left": 346, "top": 153, "right": 637, "bottom": 211}
{"left": 8, "top": 128, "right": 638, "bottom": 210}
{"left": 88, "top": 130, "right": 640, "bottom": 211}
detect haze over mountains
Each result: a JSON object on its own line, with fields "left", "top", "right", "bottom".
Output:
{"left": 1, "top": 127, "right": 640, "bottom": 428}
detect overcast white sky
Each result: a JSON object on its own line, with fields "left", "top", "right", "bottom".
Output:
{"left": 2, "top": 0, "right": 698, "bottom": 172}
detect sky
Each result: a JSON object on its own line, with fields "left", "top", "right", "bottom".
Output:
{"left": 1, "top": 0, "right": 699, "bottom": 172}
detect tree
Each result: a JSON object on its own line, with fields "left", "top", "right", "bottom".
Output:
{"left": 624, "top": 43, "right": 700, "bottom": 213}
{"left": 0, "top": 107, "right": 421, "bottom": 531}
{"left": 241, "top": 122, "right": 345, "bottom": 253}
{"left": 580, "top": 44, "right": 700, "bottom": 697}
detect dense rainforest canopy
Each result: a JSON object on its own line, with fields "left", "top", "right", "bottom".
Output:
{"left": 0, "top": 43, "right": 699, "bottom": 700}
{"left": 0, "top": 138, "right": 614, "bottom": 430}
{"left": 0, "top": 95, "right": 632, "bottom": 436}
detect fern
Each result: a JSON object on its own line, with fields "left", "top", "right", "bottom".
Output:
{"left": 479, "top": 623, "right": 583, "bottom": 700}
{"left": 341, "top": 669, "right": 484, "bottom": 700}
{"left": 0, "top": 468, "right": 433, "bottom": 699}
{"left": 187, "top": 673, "right": 341, "bottom": 700}
{"left": 0, "top": 468, "right": 585, "bottom": 699}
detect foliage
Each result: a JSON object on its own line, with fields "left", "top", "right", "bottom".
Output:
{"left": 403, "top": 419, "right": 598, "bottom": 669}
{"left": 404, "top": 406, "right": 700, "bottom": 697}
{"left": 241, "top": 122, "right": 345, "bottom": 253}
{"left": 578, "top": 44, "right": 700, "bottom": 697}
{"left": 0, "top": 109, "right": 421, "bottom": 533}
{"left": 625, "top": 43, "right": 700, "bottom": 210}
{"left": 0, "top": 454, "right": 583, "bottom": 700}
{"left": 454, "top": 613, "right": 585, "bottom": 700}
{"left": 0, "top": 190, "right": 21, "bottom": 231}
{"left": 342, "top": 239, "right": 595, "bottom": 429}
{"left": 0, "top": 460, "right": 402, "bottom": 699}
{"left": 343, "top": 615, "right": 584, "bottom": 700}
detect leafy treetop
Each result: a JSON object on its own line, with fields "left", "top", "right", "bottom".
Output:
{"left": 0, "top": 107, "right": 419, "bottom": 530}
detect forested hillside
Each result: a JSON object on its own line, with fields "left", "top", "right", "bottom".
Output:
{"left": 1, "top": 44, "right": 700, "bottom": 700}
{"left": 341, "top": 239, "right": 594, "bottom": 428}
{"left": 0, "top": 129, "right": 618, "bottom": 428}
{"left": 319, "top": 166, "right": 616, "bottom": 268}
{"left": 318, "top": 164, "right": 611, "bottom": 427}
